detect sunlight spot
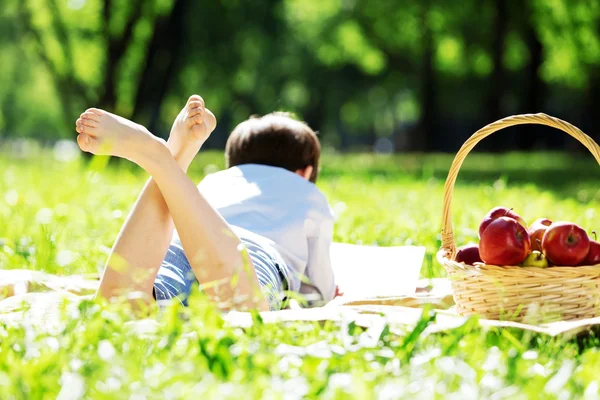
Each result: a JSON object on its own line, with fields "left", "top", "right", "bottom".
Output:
{"left": 2, "top": 244, "right": 14, "bottom": 255}
{"left": 529, "top": 363, "right": 547, "bottom": 377}
{"left": 435, "top": 356, "right": 456, "bottom": 374}
{"left": 69, "top": 359, "right": 83, "bottom": 371}
{"left": 143, "top": 363, "right": 165, "bottom": 381}
{"left": 275, "top": 344, "right": 306, "bottom": 357}
{"left": 56, "top": 250, "right": 77, "bottom": 267}
{"left": 285, "top": 377, "right": 309, "bottom": 398}
{"left": 13, "top": 281, "right": 29, "bottom": 296}
{"left": 108, "top": 253, "right": 130, "bottom": 273}
{"left": 377, "top": 348, "right": 395, "bottom": 359}
{"left": 192, "top": 249, "right": 207, "bottom": 264}
{"left": 204, "top": 164, "right": 219, "bottom": 176}
{"left": 86, "top": 171, "right": 101, "bottom": 183}
{"left": 99, "top": 245, "right": 112, "bottom": 255}
{"left": 223, "top": 228, "right": 237, "bottom": 238}
{"left": 522, "top": 350, "right": 538, "bottom": 360}
{"left": 411, "top": 348, "right": 441, "bottom": 366}
{"left": 36, "top": 208, "right": 53, "bottom": 224}
{"left": 67, "top": 0, "right": 86, "bottom": 9}
{"left": 377, "top": 382, "right": 406, "bottom": 399}
{"left": 305, "top": 341, "right": 333, "bottom": 358}
{"left": 57, "top": 372, "right": 85, "bottom": 400}
{"left": 544, "top": 360, "right": 574, "bottom": 393}
{"left": 132, "top": 268, "right": 153, "bottom": 284}
{"left": 328, "top": 373, "right": 352, "bottom": 391}
{"left": 584, "top": 381, "right": 599, "bottom": 399}
{"left": 407, "top": 381, "right": 425, "bottom": 395}
{"left": 111, "top": 210, "right": 123, "bottom": 219}
{"left": 332, "top": 202, "right": 347, "bottom": 218}
{"left": 586, "top": 208, "right": 596, "bottom": 219}
{"left": 105, "top": 377, "right": 122, "bottom": 391}
{"left": 493, "top": 179, "right": 506, "bottom": 192}
{"left": 4, "top": 190, "right": 18, "bottom": 206}
{"left": 480, "top": 373, "right": 503, "bottom": 391}
{"left": 46, "top": 337, "right": 60, "bottom": 351}
{"left": 97, "top": 340, "right": 116, "bottom": 361}
{"left": 54, "top": 140, "right": 80, "bottom": 162}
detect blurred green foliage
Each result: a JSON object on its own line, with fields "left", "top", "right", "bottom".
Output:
{"left": 0, "top": 0, "right": 599, "bottom": 150}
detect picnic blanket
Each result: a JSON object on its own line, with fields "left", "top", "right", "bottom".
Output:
{"left": 1, "top": 244, "right": 600, "bottom": 338}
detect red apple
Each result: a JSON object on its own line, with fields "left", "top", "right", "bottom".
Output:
{"left": 479, "top": 206, "right": 528, "bottom": 238}
{"left": 528, "top": 218, "right": 553, "bottom": 252}
{"left": 455, "top": 244, "right": 483, "bottom": 265}
{"left": 541, "top": 222, "right": 590, "bottom": 266}
{"left": 582, "top": 240, "right": 600, "bottom": 266}
{"left": 479, "top": 216, "right": 531, "bottom": 265}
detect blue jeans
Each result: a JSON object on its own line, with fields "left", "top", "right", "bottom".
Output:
{"left": 153, "top": 232, "right": 289, "bottom": 310}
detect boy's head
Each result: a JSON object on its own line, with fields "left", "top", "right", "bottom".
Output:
{"left": 225, "top": 112, "right": 321, "bottom": 182}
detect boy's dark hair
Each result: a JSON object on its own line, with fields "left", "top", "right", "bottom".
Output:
{"left": 225, "top": 112, "right": 321, "bottom": 182}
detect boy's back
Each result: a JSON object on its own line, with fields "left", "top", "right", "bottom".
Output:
{"left": 198, "top": 163, "right": 335, "bottom": 302}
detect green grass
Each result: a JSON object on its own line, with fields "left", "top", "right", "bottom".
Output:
{"left": 1, "top": 145, "right": 600, "bottom": 398}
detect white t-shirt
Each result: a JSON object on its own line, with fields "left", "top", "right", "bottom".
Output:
{"left": 198, "top": 164, "right": 336, "bottom": 302}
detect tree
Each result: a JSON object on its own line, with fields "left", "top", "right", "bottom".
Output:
{"left": 15, "top": 0, "right": 175, "bottom": 133}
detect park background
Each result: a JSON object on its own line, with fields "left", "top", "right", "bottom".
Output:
{"left": 1, "top": 0, "right": 599, "bottom": 152}
{"left": 3, "top": 1, "right": 600, "bottom": 398}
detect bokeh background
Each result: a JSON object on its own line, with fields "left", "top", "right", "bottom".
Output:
{"left": 1, "top": 0, "right": 599, "bottom": 152}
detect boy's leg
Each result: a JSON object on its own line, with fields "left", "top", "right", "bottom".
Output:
{"left": 76, "top": 106, "right": 268, "bottom": 311}
{"left": 82, "top": 96, "right": 208, "bottom": 303}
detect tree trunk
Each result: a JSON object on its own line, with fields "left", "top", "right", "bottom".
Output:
{"left": 483, "top": 0, "right": 508, "bottom": 151}
{"left": 99, "top": 0, "right": 145, "bottom": 112}
{"left": 517, "top": 14, "right": 545, "bottom": 150}
{"left": 131, "top": 0, "right": 187, "bottom": 136}
{"left": 411, "top": 0, "right": 435, "bottom": 152}
{"left": 487, "top": 0, "right": 507, "bottom": 121}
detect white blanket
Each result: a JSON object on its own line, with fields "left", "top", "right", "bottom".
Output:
{"left": 330, "top": 243, "right": 426, "bottom": 298}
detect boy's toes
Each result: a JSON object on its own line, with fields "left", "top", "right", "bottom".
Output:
{"left": 85, "top": 108, "right": 103, "bottom": 117}
{"left": 76, "top": 133, "right": 99, "bottom": 153}
{"left": 188, "top": 113, "right": 204, "bottom": 126}
{"left": 187, "top": 104, "right": 204, "bottom": 118}
{"left": 75, "top": 119, "right": 91, "bottom": 134}
{"left": 76, "top": 123, "right": 90, "bottom": 135}
{"left": 186, "top": 95, "right": 204, "bottom": 108}
{"left": 188, "top": 109, "right": 217, "bottom": 140}
{"left": 187, "top": 100, "right": 204, "bottom": 111}
{"left": 82, "top": 111, "right": 101, "bottom": 122}
{"left": 77, "top": 116, "right": 98, "bottom": 129}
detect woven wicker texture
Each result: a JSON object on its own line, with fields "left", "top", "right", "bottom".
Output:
{"left": 438, "top": 113, "right": 600, "bottom": 322}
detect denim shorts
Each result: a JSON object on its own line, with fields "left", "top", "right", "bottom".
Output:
{"left": 153, "top": 229, "right": 289, "bottom": 311}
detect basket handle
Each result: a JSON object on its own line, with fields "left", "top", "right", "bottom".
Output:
{"left": 440, "top": 113, "right": 600, "bottom": 260}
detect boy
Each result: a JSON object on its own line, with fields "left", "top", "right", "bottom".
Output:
{"left": 75, "top": 95, "right": 335, "bottom": 311}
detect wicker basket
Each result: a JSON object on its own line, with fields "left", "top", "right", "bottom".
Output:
{"left": 438, "top": 113, "right": 600, "bottom": 322}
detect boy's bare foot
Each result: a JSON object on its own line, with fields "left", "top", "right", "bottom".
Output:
{"left": 168, "top": 94, "right": 217, "bottom": 167}
{"left": 75, "top": 109, "right": 169, "bottom": 170}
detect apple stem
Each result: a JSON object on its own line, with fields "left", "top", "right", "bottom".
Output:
{"left": 505, "top": 208, "right": 514, "bottom": 217}
{"left": 593, "top": 231, "right": 597, "bottom": 241}
{"left": 536, "top": 238, "right": 542, "bottom": 247}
